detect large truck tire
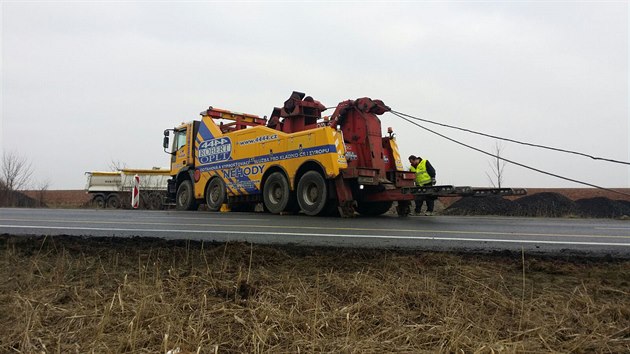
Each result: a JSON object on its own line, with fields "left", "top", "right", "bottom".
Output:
{"left": 106, "top": 194, "right": 122, "bottom": 209}
{"left": 92, "top": 194, "right": 106, "bottom": 208}
{"left": 146, "top": 192, "right": 163, "bottom": 210}
{"left": 176, "top": 180, "right": 198, "bottom": 211}
{"left": 297, "top": 171, "right": 328, "bottom": 216}
{"left": 263, "top": 172, "right": 293, "bottom": 214}
{"left": 356, "top": 201, "right": 393, "bottom": 216}
{"left": 205, "top": 177, "right": 226, "bottom": 212}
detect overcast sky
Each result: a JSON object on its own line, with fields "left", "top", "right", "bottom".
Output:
{"left": 1, "top": 1, "right": 628, "bottom": 190}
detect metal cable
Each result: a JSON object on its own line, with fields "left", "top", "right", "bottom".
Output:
{"left": 390, "top": 111, "right": 630, "bottom": 198}
{"left": 391, "top": 110, "right": 630, "bottom": 166}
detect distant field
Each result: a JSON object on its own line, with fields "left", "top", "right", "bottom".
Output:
{"left": 22, "top": 190, "right": 91, "bottom": 208}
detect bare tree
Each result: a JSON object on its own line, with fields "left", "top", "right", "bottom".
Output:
{"left": 35, "top": 179, "right": 51, "bottom": 207}
{"left": 0, "top": 179, "right": 7, "bottom": 207}
{"left": 1, "top": 151, "right": 34, "bottom": 206}
{"left": 486, "top": 141, "right": 507, "bottom": 188}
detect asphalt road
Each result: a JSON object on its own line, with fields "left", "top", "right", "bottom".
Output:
{"left": 1, "top": 208, "right": 629, "bottom": 257}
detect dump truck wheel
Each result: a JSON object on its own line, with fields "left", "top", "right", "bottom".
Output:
{"left": 106, "top": 194, "right": 122, "bottom": 209}
{"left": 263, "top": 172, "right": 291, "bottom": 214}
{"left": 356, "top": 201, "right": 393, "bottom": 216}
{"left": 92, "top": 195, "right": 106, "bottom": 208}
{"left": 147, "top": 193, "right": 163, "bottom": 210}
{"left": 297, "top": 171, "right": 327, "bottom": 216}
{"left": 176, "top": 180, "right": 198, "bottom": 211}
{"left": 206, "top": 177, "right": 226, "bottom": 212}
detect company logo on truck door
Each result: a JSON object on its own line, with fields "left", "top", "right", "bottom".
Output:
{"left": 199, "top": 137, "right": 232, "bottom": 164}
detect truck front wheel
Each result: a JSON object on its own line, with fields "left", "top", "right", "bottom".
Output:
{"left": 106, "top": 194, "right": 122, "bottom": 209}
{"left": 297, "top": 171, "right": 327, "bottom": 216}
{"left": 206, "top": 177, "right": 226, "bottom": 212}
{"left": 92, "top": 195, "right": 106, "bottom": 208}
{"left": 176, "top": 180, "right": 198, "bottom": 211}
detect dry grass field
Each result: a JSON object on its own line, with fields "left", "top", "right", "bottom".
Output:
{"left": 1, "top": 234, "right": 629, "bottom": 353}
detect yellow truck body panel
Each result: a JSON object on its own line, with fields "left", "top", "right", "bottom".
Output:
{"left": 192, "top": 115, "right": 347, "bottom": 199}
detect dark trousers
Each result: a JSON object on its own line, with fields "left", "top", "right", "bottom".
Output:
{"left": 414, "top": 195, "right": 435, "bottom": 213}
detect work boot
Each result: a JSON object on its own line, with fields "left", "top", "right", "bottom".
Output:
{"left": 424, "top": 211, "right": 434, "bottom": 216}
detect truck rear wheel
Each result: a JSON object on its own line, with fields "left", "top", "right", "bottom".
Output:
{"left": 297, "top": 171, "right": 327, "bottom": 216}
{"left": 263, "top": 172, "right": 292, "bottom": 214}
{"left": 206, "top": 177, "right": 226, "bottom": 212}
{"left": 356, "top": 201, "right": 393, "bottom": 216}
{"left": 106, "top": 194, "right": 122, "bottom": 209}
{"left": 176, "top": 180, "right": 198, "bottom": 211}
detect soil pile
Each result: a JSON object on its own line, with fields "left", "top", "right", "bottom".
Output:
{"left": 515, "top": 192, "right": 576, "bottom": 217}
{"left": 575, "top": 197, "right": 630, "bottom": 218}
{"left": 618, "top": 200, "right": 630, "bottom": 210}
{"left": 442, "top": 195, "right": 518, "bottom": 216}
{"left": 444, "top": 192, "right": 630, "bottom": 219}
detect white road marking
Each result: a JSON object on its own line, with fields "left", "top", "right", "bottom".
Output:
{"left": 1, "top": 224, "right": 629, "bottom": 247}
{"left": 1, "top": 218, "right": 629, "bottom": 240}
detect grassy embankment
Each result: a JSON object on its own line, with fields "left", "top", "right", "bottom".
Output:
{"left": 1, "top": 235, "right": 628, "bottom": 353}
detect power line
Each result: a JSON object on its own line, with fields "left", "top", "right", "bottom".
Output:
{"left": 390, "top": 111, "right": 630, "bottom": 198}
{"left": 391, "top": 110, "right": 630, "bottom": 166}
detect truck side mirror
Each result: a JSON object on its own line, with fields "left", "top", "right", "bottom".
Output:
{"left": 163, "top": 136, "right": 170, "bottom": 150}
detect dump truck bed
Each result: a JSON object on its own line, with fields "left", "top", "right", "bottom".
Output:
{"left": 85, "top": 169, "right": 171, "bottom": 193}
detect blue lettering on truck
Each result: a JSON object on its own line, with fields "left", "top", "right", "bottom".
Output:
{"left": 199, "top": 137, "right": 232, "bottom": 164}
{"left": 222, "top": 165, "right": 266, "bottom": 179}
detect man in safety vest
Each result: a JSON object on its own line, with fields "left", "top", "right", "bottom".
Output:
{"left": 408, "top": 155, "right": 437, "bottom": 215}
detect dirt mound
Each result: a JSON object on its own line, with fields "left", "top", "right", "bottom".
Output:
{"left": 445, "top": 192, "right": 630, "bottom": 219}
{"left": 514, "top": 192, "right": 576, "bottom": 217}
{"left": 443, "top": 195, "right": 518, "bottom": 216}
{"left": 617, "top": 200, "right": 630, "bottom": 209}
{"left": 575, "top": 197, "right": 630, "bottom": 218}
{"left": 444, "top": 192, "right": 582, "bottom": 218}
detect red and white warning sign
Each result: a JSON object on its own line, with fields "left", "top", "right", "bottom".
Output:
{"left": 131, "top": 174, "right": 140, "bottom": 209}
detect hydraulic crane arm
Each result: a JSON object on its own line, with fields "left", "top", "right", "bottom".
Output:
{"left": 200, "top": 107, "right": 267, "bottom": 133}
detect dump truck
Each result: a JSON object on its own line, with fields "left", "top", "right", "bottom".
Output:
{"left": 163, "top": 92, "right": 526, "bottom": 217}
{"left": 85, "top": 168, "right": 170, "bottom": 209}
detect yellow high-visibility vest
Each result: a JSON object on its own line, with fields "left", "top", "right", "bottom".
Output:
{"left": 409, "top": 159, "right": 431, "bottom": 186}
